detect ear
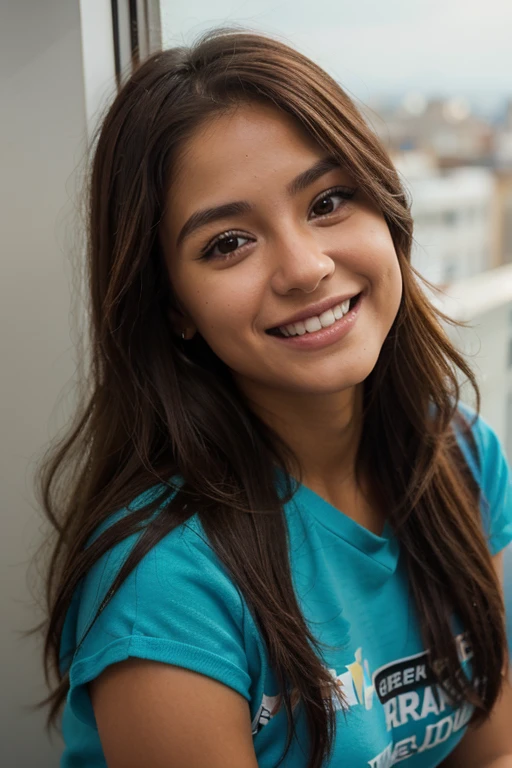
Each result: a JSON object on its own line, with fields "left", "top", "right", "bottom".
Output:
{"left": 167, "top": 305, "right": 197, "bottom": 341}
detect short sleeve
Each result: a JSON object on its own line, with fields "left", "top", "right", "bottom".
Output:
{"left": 457, "top": 403, "right": 512, "bottom": 556}
{"left": 62, "top": 507, "right": 253, "bottom": 728}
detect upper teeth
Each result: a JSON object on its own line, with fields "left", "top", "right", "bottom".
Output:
{"left": 279, "top": 299, "right": 351, "bottom": 337}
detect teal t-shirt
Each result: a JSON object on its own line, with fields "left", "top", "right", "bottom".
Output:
{"left": 60, "top": 409, "right": 512, "bottom": 767}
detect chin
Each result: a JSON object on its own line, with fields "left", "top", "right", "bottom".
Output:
{"left": 295, "top": 351, "right": 382, "bottom": 394}
{"left": 279, "top": 372, "right": 370, "bottom": 397}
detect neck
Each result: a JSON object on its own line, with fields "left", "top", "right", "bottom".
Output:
{"left": 238, "top": 380, "right": 364, "bottom": 488}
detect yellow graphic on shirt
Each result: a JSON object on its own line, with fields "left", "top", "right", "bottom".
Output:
{"left": 252, "top": 646, "right": 375, "bottom": 734}
{"left": 332, "top": 646, "right": 375, "bottom": 711}
{"left": 347, "top": 648, "right": 365, "bottom": 703}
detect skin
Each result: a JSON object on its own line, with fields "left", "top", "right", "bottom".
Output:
{"left": 90, "top": 101, "right": 512, "bottom": 766}
{"left": 161, "top": 101, "right": 402, "bottom": 530}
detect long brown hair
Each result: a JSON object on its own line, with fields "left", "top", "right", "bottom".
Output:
{"left": 32, "top": 28, "right": 507, "bottom": 767}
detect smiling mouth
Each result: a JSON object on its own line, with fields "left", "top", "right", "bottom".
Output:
{"left": 266, "top": 293, "right": 362, "bottom": 338}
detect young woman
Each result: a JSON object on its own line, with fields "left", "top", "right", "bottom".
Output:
{"left": 36, "top": 28, "right": 512, "bottom": 768}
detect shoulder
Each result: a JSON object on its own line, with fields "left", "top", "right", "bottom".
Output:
{"left": 454, "top": 402, "right": 507, "bottom": 487}
{"left": 82, "top": 479, "right": 234, "bottom": 577}
{"left": 76, "top": 480, "right": 248, "bottom": 641}
{"left": 61, "top": 480, "right": 260, "bottom": 727}
{"left": 454, "top": 402, "right": 512, "bottom": 555}
{"left": 455, "top": 402, "right": 503, "bottom": 464}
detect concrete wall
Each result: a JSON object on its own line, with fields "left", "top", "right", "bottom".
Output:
{"left": 438, "top": 264, "right": 512, "bottom": 455}
{"left": 1, "top": 1, "right": 95, "bottom": 765}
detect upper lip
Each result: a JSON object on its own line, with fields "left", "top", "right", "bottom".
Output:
{"left": 267, "top": 292, "right": 361, "bottom": 330}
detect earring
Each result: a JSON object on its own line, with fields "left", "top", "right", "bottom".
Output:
{"left": 181, "top": 331, "right": 186, "bottom": 340}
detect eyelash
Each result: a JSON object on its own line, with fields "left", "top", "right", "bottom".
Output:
{"left": 199, "top": 185, "right": 357, "bottom": 262}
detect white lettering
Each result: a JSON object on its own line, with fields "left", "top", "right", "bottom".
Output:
{"left": 384, "top": 698, "right": 400, "bottom": 730}
{"left": 390, "top": 672, "right": 402, "bottom": 692}
{"left": 398, "top": 692, "right": 421, "bottom": 725}
{"left": 369, "top": 705, "right": 472, "bottom": 767}
{"left": 420, "top": 686, "right": 440, "bottom": 719}
{"left": 367, "top": 742, "right": 393, "bottom": 768}
{"left": 393, "top": 736, "right": 417, "bottom": 761}
{"left": 403, "top": 667, "right": 415, "bottom": 685}
{"left": 420, "top": 714, "right": 454, "bottom": 751}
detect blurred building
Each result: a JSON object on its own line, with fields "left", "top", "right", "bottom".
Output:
{"left": 366, "top": 94, "right": 494, "bottom": 166}
{"left": 393, "top": 152, "right": 496, "bottom": 285}
{"left": 366, "top": 94, "right": 512, "bottom": 279}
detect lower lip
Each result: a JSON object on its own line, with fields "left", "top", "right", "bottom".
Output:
{"left": 267, "top": 295, "right": 363, "bottom": 351}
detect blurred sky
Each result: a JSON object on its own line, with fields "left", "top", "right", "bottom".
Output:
{"left": 161, "top": 0, "right": 512, "bottom": 109}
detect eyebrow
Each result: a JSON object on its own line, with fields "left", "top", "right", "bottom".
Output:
{"left": 176, "top": 155, "right": 341, "bottom": 248}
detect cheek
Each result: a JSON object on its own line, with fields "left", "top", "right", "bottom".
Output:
{"left": 356, "top": 224, "right": 402, "bottom": 317}
{"left": 380, "top": 250, "right": 402, "bottom": 295}
{"left": 364, "top": 222, "right": 401, "bottom": 288}
{"left": 375, "top": 256, "right": 403, "bottom": 323}
{"left": 173, "top": 267, "right": 263, "bottom": 337}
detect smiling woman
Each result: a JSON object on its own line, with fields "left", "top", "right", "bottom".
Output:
{"left": 161, "top": 101, "right": 401, "bottom": 397}
{"left": 34, "top": 28, "right": 512, "bottom": 768}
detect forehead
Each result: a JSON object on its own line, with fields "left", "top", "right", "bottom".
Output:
{"left": 169, "top": 102, "right": 325, "bottom": 206}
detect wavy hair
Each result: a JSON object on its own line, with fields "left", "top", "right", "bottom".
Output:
{"left": 32, "top": 28, "right": 507, "bottom": 768}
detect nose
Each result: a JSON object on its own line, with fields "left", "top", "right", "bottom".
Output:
{"left": 269, "top": 228, "right": 335, "bottom": 295}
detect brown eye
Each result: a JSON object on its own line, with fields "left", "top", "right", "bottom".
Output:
{"left": 309, "top": 187, "right": 357, "bottom": 220}
{"left": 217, "top": 236, "right": 240, "bottom": 254}
{"left": 312, "top": 196, "right": 335, "bottom": 216}
{"left": 200, "top": 231, "right": 253, "bottom": 262}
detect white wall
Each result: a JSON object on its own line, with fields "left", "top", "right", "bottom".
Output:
{"left": 0, "top": 1, "right": 113, "bottom": 765}
{"left": 435, "top": 264, "right": 512, "bottom": 455}
{"left": 79, "top": 0, "right": 117, "bottom": 139}
{"left": 451, "top": 302, "right": 512, "bottom": 447}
